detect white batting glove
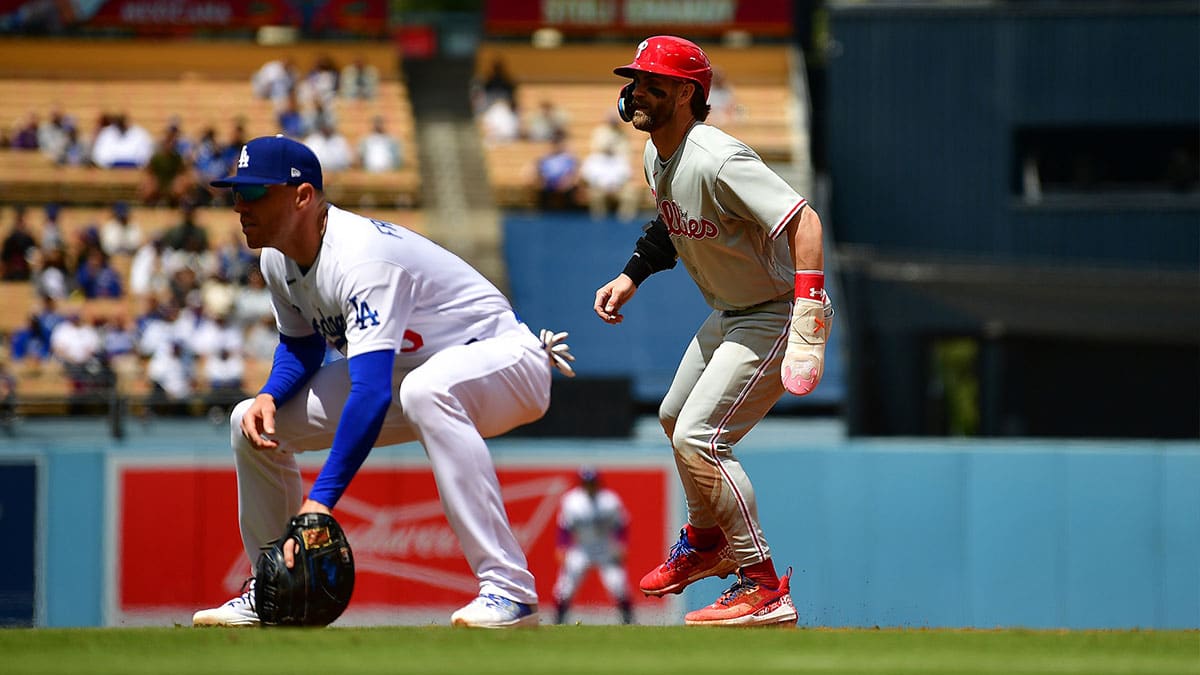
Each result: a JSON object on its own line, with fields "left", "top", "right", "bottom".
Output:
{"left": 539, "top": 329, "right": 576, "bottom": 378}
{"left": 781, "top": 273, "right": 834, "bottom": 396}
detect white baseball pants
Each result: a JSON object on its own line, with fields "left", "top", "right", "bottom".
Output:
{"left": 230, "top": 324, "right": 551, "bottom": 605}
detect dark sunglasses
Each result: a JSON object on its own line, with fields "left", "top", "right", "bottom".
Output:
{"left": 232, "top": 183, "right": 284, "bottom": 203}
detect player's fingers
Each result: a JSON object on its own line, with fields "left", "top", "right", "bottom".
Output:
{"left": 262, "top": 407, "right": 276, "bottom": 436}
{"left": 283, "top": 538, "right": 296, "bottom": 569}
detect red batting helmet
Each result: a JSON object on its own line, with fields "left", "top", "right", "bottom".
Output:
{"left": 613, "top": 36, "right": 713, "bottom": 99}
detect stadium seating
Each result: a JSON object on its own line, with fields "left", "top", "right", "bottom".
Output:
{"left": 1, "top": 204, "right": 427, "bottom": 413}
{"left": 0, "top": 39, "right": 421, "bottom": 208}
{"left": 473, "top": 43, "right": 800, "bottom": 208}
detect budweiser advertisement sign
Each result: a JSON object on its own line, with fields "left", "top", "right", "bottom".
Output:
{"left": 115, "top": 461, "right": 671, "bottom": 623}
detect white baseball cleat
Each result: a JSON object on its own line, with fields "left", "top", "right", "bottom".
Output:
{"left": 451, "top": 593, "right": 539, "bottom": 628}
{"left": 192, "top": 579, "right": 260, "bottom": 627}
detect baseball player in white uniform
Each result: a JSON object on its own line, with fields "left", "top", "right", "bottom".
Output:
{"left": 552, "top": 467, "right": 633, "bottom": 624}
{"left": 595, "top": 37, "right": 834, "bottom": 626}
{"left": 191, "top": 135, "right": 574, "bottom": 629}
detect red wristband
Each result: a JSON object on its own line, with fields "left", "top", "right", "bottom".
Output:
{"left": 794, "top": 270, "right": 825, "bottom": 301}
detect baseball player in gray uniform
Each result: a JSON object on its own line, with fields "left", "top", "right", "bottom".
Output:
{"left": 595, "top": 36, "right": 834, "bottom": 626}
{"left": 191, "top": 135, "right": 575, "bottom": 629}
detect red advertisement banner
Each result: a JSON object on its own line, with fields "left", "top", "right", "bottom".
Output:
{"left": 0, "top": 0, "right": 388, "bottom": 36}
{"left": 484, "top": 0, "right": 793, "bottom": 37}
{"left": 118, "top": 463, "right": 669, "bottom": 617}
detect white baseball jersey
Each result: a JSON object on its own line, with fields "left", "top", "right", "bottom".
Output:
{"left": 231, "top": 205, "right": 551, "bottom": 607}
{"left": 641, "top": 122, "right": 806, "bottom": 311}
{"left": 259, "top": 205, "right": 516, "bottom": 365}
{"left": 558, "top": 486, "right": 629, "bottom": 558}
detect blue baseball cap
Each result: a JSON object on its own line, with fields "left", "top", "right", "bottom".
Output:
{"left": 211, "top": 135, "right": 323, "bottom": 190}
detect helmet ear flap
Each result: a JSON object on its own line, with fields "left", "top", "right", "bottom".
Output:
{"left": 617, "top": 82, "right": 635, "bottom": 123}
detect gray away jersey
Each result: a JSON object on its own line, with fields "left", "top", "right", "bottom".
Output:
{"left": 642, "top": 122, "right": 807, "bottom": 311}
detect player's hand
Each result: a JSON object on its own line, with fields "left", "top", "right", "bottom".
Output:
{"left": 594, "top": 274, "right": 638, "bottom": 324}
{"left": 283, "top": 499, "right": 333, "bottom": 569}
{"left": 781, "top": 298, "right": 834, "bottom": 396}
{"left": 241, "top": 393, "right": 280, "bottom": 450}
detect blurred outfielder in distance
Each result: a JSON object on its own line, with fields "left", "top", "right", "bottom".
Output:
{"left": 552, "top": 467, "right": 633, "bottom": 625}
{"left": 191, "top": 135, "right": 574, "bottom": 629}
{"left": 595, "top": 35, "right": 834, "bottom": 627}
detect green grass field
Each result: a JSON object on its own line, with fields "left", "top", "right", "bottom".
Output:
{"left": 0, "top": 626, "right": 1195, "bottom": 675}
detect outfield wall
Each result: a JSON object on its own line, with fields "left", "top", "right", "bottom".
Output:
{"left": 0, "top": 418, "right": 1196, "bottom": 629}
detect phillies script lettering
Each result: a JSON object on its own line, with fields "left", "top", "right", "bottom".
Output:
{"left": 660, "top": 200, "right": 718, "bottom": 240}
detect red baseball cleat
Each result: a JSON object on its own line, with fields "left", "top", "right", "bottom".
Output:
{"left": 639, "top": 528, "right": 738, "bottom": 597}
{"left": 684, "top": 568, "right": 798, "bottom": 627}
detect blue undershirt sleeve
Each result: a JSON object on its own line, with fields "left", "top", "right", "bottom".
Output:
{"left": 308, "top": 349, "right": 395, "bottom": 508}
{"left": 259, "top": 333, "right": 327, "bottom": 405}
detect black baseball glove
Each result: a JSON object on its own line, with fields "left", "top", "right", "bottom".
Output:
{"left": 254, "top": 512, "right": 355, "bottom": 627}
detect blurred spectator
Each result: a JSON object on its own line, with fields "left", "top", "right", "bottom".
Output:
{"left": 213, "top": 225, "right": 257, "bottom": 285}
{"left": 99, "top": 314, "right": 136, "bottom": 359}
{"left": 276, "top": 90, "right": 309, "bottom": 139}
{"left": 301, "top": 54, "right": 341, "bottom": 109}
{"left": 302, "top": 100, "right": 338, "bottom": 143}
{"left": 56, "top": 126, "right": 89, "bottom": 166}
{"left": 75, "top": 248, "right": 123, "bottom": 299}
{"left": 200, "top": 269, "right": 237, "bottom": 319}
{"left": 37, "top": 106, "right": 74, "bottom": 161}
{"left": 203, "top": 345, "right": 246, "bottom": 412}
{"left": 358, "top": 115, "right": 404, "bottom": 173}
{"left": 139, "top": 124, "right": 196, "bottom": 206}
{"left": 161, "top": 202, "right": 210, "bottom": 253}
{"left": 165, "top": 265, "right": 201, "bottom": 311}
{"left": 136, "top": 298, "right": 180, "bottom": 359}
{"left": 481, "top": 98, "right": 520, "bottom": 145}
{"left": 525, "top": 100, "right": 570, "bottom": 143}
{"left": 49, "top": 312, "right": 102, "bottom": 382}
{"left": 706, "top": 68, "right": 738, "bottom": 126}
{"left": 1, "top": 205, "right": 37, "bottom": 280}
{"left": 39, "top": 202, "right": 64, "bottom": 252}
{"left": 99, "top": 201, "right": 144, "bottom": 258}
{"left": 189, "top": 310, "right": 242, "bottom": 359}
{"left": 340, "top": 56, "right": 379, "bottom": 100}
{"left": 535, "top": 133, "right": 581, "bottom": 211}
{"left": 146, "top": 340, "right": 193, "bottom": 416}
{"left": 304, "top": 122, "right": 353, "bottom": 172}
{"left": 580, "top": 144, "right": 637, "bottom": 221}
{"left": 192, "top": 126, "right": 233, "bottom": 206}
{"left": 251, "top": 58, "right": 297, "bottom": 110}
{"left": 472, "top": 58, "right": 518, "bottom": 114}
{"left": 243, "top": 314, "right": 279, "bottom": 362}
{"left": 231, "top": 264, "right": 274, "bottom": 330}
{"left": 590, "top": 115, "right": 629, "bottom": 159}
{"left": 10, "top": 313, "right": 52, "bottom": 361}
{"left": 33, "top": 246, "right": 71, "bottom": 300}
{"left": 91, "top": 113, "right": 154, "bottom": 169}
{"left": 128, "top": 236, "right": 167, "bottom": 299}
{"left": 11, "top": 111, "right": 39, "bottom": 150}
{"left": 218, "top": 118, "right": 249, "bottom": 179}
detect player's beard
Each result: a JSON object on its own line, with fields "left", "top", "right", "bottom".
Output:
{"left": 631, "top": 108, "right": 663, "bottom": 132}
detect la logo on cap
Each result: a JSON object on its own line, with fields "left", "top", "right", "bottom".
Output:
{"left": 238, "top": 146, "right": 250, "bottom": 168}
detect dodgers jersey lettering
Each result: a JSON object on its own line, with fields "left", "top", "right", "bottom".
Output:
{"left": 258, "top": 205, "right": 515, "bottom": 364}
{"left": 643, "top": 122, "right": 807, "bottom": 311}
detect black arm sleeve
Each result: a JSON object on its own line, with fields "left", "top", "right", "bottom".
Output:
{"left": 621, "top": 217, "right": 677, "bottom": 286}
